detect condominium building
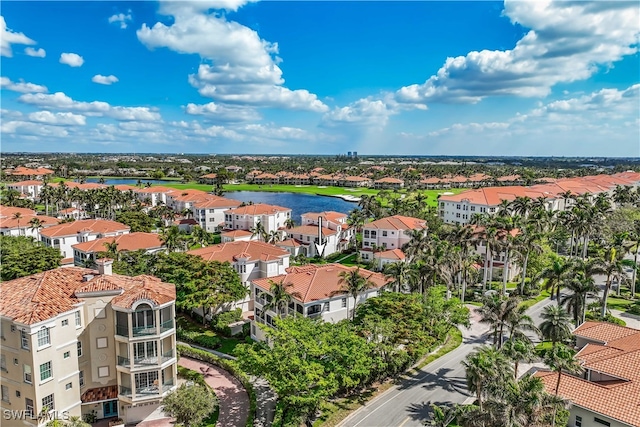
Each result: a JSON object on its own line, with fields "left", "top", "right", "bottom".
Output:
{"left": 188, "top": 240, "right": 290, "bottom": 312}
{"left": 0, "top": 259, "right": 178, "bottom": 425}
{"left": 251, "top": 264, "right": 388, "bottom": 341}
{"left": 191, "top": 197, "right": 242, "bottom": 233}
{"left": 0, "top": 206, "right": 59, "bottom": 239}
{"left": 535, "top": 322, "right": 640, "bottom": 427}
{"left": 6, "top": 181, "right": 44, "bottom": 201}
{"left": 72, "top": 232, "right": 165, "bottom": 266}
{"left": 359, "top": 215, "right": 427, "bottom": 261}
{"left": 224, "top": 203, "right": 292, "bottom": 234}
{"left": 39, "top": 220, "right": 130, "bottom": 262}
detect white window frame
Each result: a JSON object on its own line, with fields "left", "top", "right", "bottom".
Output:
{"left": 23, "top": 365, "right": 32, "bottom": 383}
{"left": 20, "top": 330, "right": 29, "bottom": 350}
{"left": 79, "top": 371, "right": 84, "bottom": 387}
{"left": 75, "top": 311, "right": 82, "bottom": 327}
{"left": 41, "top": 394, "right": 54, "bottom": 411}
{"left": 77, "top": 341, "right": 83, "bottom": 357}
{"left": 1, "top": 385, "right": 9, "bottom": 402}
{"left": 61, "top": 319, "right": 69, "bottom": 327}
{"left": 63, "top": 351, "right": 70, "bottom": 359}
{"left": 37, "top": 328, "right": 50, "bottom": 348}
{"left": 40, "top": 361, "right": 52, "bottom": 382}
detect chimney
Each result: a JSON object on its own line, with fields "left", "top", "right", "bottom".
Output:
{"left": 96, "top": 258, "right": 113, "bottom": 276}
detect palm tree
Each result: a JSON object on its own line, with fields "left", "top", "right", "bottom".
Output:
{"left": 262, "top": 280, "right": 301, "bottom": 319}
{"left": 505, "top": 305, "right": 540, "bottom": 343}
{"left": 250, "top": 221, "right": 267, "bottom": 242}
{"left": 266, "top": 230, "right": 282, "bottom": 244}
{"left": 191, "top": 225, "right": 211, "bottom": 248}
{"left": 12, "top": 212, "right": 23, "bottom": 235}
{"left": 337, "top": 267, "right": 375, "bottom": 320}
{"left": 539, "top": 306, "right": 572, "bottom": 347}
{"left": 160, "top": 226, "right": 184, "bottom": 252}
{"left": 28, "top": 217, "right": 43, "bottom": 234}
{"left": 383, "top": 261, "right": 414, "bottom": 292}
{"left": 501, "top": 339, "right": 537, "bottom": 380}
{"left": 102, "top": 240, "right": 119, "bottom": 261}
{"left": 543, "top": 344, "right": 584, "bottom": 427}
{"left": 535, "top": 256, "right": 572, "bottom": 305}
{"left": 514, "top": 224, "right": 543, "bottom": 295}
{"left": 477, "top": 295, "right": 521, "bottom": 348}
{"left": 284, "top": 218, "right": 296, "bottom": 230}
{"left": 559, "top": 271, "right": 598, "bottom": 326}
{"left": 427, "top": 404, "right": 458, "bottom": 427}
{"left": 597, "top": 246, "right": 635, "bottom": 316}
{"left": 462, "top": 346, "right": 513, "bottom": 412}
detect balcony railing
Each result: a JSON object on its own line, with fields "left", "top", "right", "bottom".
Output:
{"left": 119, "top": 386, "right": 132, "bottom": 397}
{"left": 132, "top": 325, "right": 157, "bottom": 337}
{"left": 307, "top": 311, "right": 322, "bottom": 318}
{"left": 117, "top": 356, "right": 130, "bottom": 367}
{"left": 255, "top": 297, "right": 266, "bottom": 306}
{"left": 160, "top": 319, "right": 174, "bottom": 333}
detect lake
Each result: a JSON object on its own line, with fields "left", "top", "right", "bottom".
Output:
{"left": 85, "top": 178, "right": 358, "bottom": 222}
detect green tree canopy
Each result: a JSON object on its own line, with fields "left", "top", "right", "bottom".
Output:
{"left": 0, "top": 235, "right": 62, "bottom": 280}
{"left": 115, "top": 210, "right": 156, "bottom": 232}
{"left": 162, "top": 383, "right": 217, "bottom": 427}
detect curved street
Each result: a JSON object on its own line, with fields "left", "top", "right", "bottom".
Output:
{"left": 339, "top": 296, "right": 558, "bottom": 427}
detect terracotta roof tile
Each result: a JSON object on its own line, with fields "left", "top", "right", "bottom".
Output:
{"left": 188, "top": 240, "right": 290, "bottom": 263}
{"left": 364, "top": 215, "right": 427, "bottom": 231}
{"left": 225, "top": 203, "right": 291, "bottom": 215}
{"left": 253, "top": 263, "right": 389, "bottom": 303}
{"left": 71, "top": 232, "right": 163, "bottom": 253}
{"left": 286, "top": 225, "right": 338, "bottom": 236}
{"left": 39, "top": 219, "right": 129, "bottom": 238}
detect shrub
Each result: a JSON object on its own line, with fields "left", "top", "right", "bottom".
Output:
{"left": 194, "top": 335, "right": 221, "bottom": 349}
{"left": 585, "top": 312, "right": 626, "bottom": 326}
{"left": 211, "top": 308, "right": 243, "bottom": 336}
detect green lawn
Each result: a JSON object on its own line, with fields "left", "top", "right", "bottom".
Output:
{"left": 606, "top": 295, "right": 639, "bottom": 311}
{"left": 534, "top": 341, "right": 554, "bottom": 357}
{"left": 520, "top": 290, "right": 552, "bottom": 310}
{"left": 176, "top": 315, "right": 243, "bottom": 356}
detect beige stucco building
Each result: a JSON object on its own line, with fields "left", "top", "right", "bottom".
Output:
{"left": 0, "top": 260, "right": 177, "bottom": 426}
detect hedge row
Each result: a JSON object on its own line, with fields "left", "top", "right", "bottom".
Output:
{"left": 177, "top": 344, "right": 256, "bottom": 427}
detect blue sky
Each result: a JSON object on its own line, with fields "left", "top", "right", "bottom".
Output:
{"left": 1, "top": 0, "right": 638, "bottom": 156}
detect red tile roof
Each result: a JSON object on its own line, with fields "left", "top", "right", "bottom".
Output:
{"left": 301, "top": 211, "right": 347, "bottom": 223}
{"left": 0, "top": 205, "right": 59, "bottom": 229}
{"left": 6, "top": 166, "right": 54, "bottom": 176}
{"left": 574, "top": 321, "right": 640, "bottom": 345}
{"left": 225, "top": 203, "right": 291, "bottom": 215}
{"left": 375, "top": 177, "right": 404, "bottom": 184}
{"left": 253, "top": 263, "right": 389, "bottom": 303}
{"left": 0, "top": 268, "right": 175, "bottom": 324}
{"left": 39, "top": 219, "right": 130, "bottom": 238}
{"left": 374, "top": 248, "right": 406, "bottom": 261}
{"left": 193, "top": 196, "right": 242, "bottom": 209}
{"left": 8, "top": 180, "right": 44, "bottom": 186}
{"left": 221, "top": 230, "right": 253, "bottom": 237}
{"left": 188, "top": 240, "right": 290, "bottom": 263}
{"left": 364, "top": 215, "right": 427, "bottom": 231}
{"left": 286, "top": 225, "right": 338, "bottom": 237}
{"left": 71, "top": 232, "right": 163, "bottom": 254}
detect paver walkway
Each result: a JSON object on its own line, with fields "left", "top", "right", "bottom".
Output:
{"left": 178, "top": 356, "right": 250, "bottom": 427}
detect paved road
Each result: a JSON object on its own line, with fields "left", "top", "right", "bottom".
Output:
{"left": 339, "top": 297, "right": 557, "bottom": 427}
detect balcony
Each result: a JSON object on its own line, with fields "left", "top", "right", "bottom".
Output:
{"left": 133, "top": 325, "right": 157, "bottom": 337}
{"left": 117, "top": 350, "right": 175, "bottom": 369}
{"left": 255, "top": 297, "right": 267, "bottom": 306}
{"left": 119, "top": 381, "right": 175, "bottom": 399}
{"left": 307, "top": 311, "right": 322, "bottom": 319}
{"left": 160, "top": 319, "right": 174, "bottom": 333}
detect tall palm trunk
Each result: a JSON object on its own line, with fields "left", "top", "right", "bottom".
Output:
{"left": 632, "top": 247, "right": 638, "bottom": 301}
{"left": 582, "top": 235, "right": 589, "bottom": 259}
{"left": 552, "top": 368, "right": 563, "bottom": 427}
{"left": 520, "top": 251, "right": 530, "bottom": 295}
{"left": 601, "top": 275, "right": 612, "bottom": 318}
{"left": 502, "top": 249, "right": 510, "bottom": 296}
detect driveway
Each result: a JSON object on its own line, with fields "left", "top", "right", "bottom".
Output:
{"left": 178, "top": 357, "right": 250, "bottom": 427}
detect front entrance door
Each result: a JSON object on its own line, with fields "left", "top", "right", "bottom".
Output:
{"left": 103, "top": 400, "right": 118, "bottom": 418}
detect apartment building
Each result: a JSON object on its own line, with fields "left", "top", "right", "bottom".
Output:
{"left": 6, "top": 181, "right": 44, "bottom": 200}
{"left": 0, "top": 260, "right": 178, "bottom": 426}
{"left": 359, "top": 215, "right": 427, "bottom": 261}
{"left": 535, "top": 322, "right": 640, "bottom": 427}
{"left": 133, "top": 187, "right": 176, "bottom": 207}
{"left": 373, "top": 177, "right": 405, "bottom": 189}
{"left": 192, "top": 197, "right": 242, "bottom": 233}
{"left": 39, "top": 220, "right": 130, "bottom": 261}
{"left": 224, "top": 203, "right": 292, "bottom": 234}
{"left": 251, "top": 264, "right": 388, "bottom": 341}
{"left": 188, "top": 241, "right": 290, "bottom": 312}
{"left": 438, "top": 172, "right": 640, "bottom": 225}
{"left": 0, "top": 206, "right": 59, "bottom": 239}
{"left": 72, "top": 232, "right": 165, "bottom": 266}
{"left": 281, "top": 225, "right": 340, "bottom": 258}
{"left": 4, "top": 167, "right": 54, "bottom": 181}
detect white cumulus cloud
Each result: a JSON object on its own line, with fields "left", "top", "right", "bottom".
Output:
{"left": 0, "top": 76, "right": 48, "bottom": 93}
{"left": 92, "top": 74, "right": 119, "bottom": 85}
{"left": 395, "top": 0, "right": 640, "bottom": 108}
{"left": 185, "top": 102, "right": 260, "bottom": 122}
{"left": 18, "top": 92, "right": 161, "bottom": 122}
{"left": 24, "top": 47, "right": 46, "bottom": 58}
{"left": 28, "top": 111, "right": 86, "bottom": 126}
{"left": 137, "top": 2, "right": 327, "bottom": 113}
{"left": 1, "top": 16, "right": 36, "bottom": 57}
{"left": 59, "top": 52, "right": 84, "bottom": 67}
{"left": 108, "top": 11, "right": 132, "bottom": 29}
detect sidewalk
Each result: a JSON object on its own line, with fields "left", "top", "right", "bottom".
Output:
{"left": 179, "top": 357, "right": 250, "bottom": 427}
{"left": 611, "top": 309, "right": 640, "bottom": 329}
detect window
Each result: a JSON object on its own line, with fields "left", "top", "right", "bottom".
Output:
{"left": 0, "top": 355, "right": 6, "bottom": 371}
{"left": 65, "top": 383, "right": 72, "bottom": 390}
{"left": 594, "top": 418, "right": 611, "bottom": 427}
{"left": 471, "top": 206, "right": 476, "bottom": 211}
{"left": 382, "top": 231, "right": 387, "bottom": 237}
{"left": 11, "top": 325, "right": 16, "bottom": 332}
{"left": 40, "top": 361, "right": 52, "bottom": 381}
{"left": 20, "top": 331, "right": 29, "bottom": 350}
{"left": 75, "top": 311, "right": 82, "bottom": 327}
{"left": 41, "top": 394, "right": 54, "bottom": 411}
{"left": 134, "top": 371, "right": 159, "bottom": 390}
{"left": 1, "top": 385, "right": 8, "bottom": 402}
{"left": 98, "top": 366, "right": 109, "bottom": 378}
{"left": 23, "top": 365, "right": 32, "bottom": 383}
{"left": 364, "top": 230, "right": 370, "bottom": 238}
{"left": 323, "top": 302, "right": 329, "bottom": 311}
{"left": 37, "top": 328, "right": 50, "bottom": 347}
{"left": 61, "top": 319, "right": 68, "bottom": 327}
{"left": 79, "top": 371, "right": 84, "bottom": 387}
{"left": 575, "top": 416, "right": 582, "bottom": 427}
{"left": 96, "top": 337, "right": 108, "bottom": 349}
{"left": 341, "top": 298, "right": 347, "bottom": 308}
{"left": 456, "top": 204, "right": 461, "bottom": 209}
{"left": 77, "top": 341, "right": 83, "bottom": 357}
{"left": 25, "top": 398, "right": 34, "bottom": 417}
{"left": 13, "top": 358, "right": 18, "bottom": 365}
{"left": 63, "top": 351, "right": 70, "bottom": 359}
